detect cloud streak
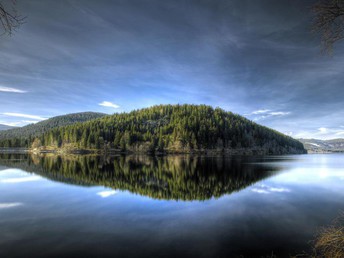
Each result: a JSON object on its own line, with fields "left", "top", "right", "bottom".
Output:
{"left": 269, "top": 112, "right": 290, "bottom": 116}
{"left": 1, "top": 113, "right": 46, "bottom": 121}
{"left": 247, "top": 109, "right": 291, "bottom": 121}
{"left": 0, "top": 202, "right": 23, "bottom": 209}
{"left": 251, "top": 109, "right": 271, "bottom": 115}
{"left": 99, "top": 101, "right": 120, "bottom": 109}
{"left": 0, "top": 86, "right": 27, "bottom": 93}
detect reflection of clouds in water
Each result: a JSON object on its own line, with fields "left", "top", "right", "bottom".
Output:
{"left": 272, "top": 167, "right": 344, "bottom": 185}
{"left": 319, "top": 169, "right": 344, "bottom": 179}
{"left": 0, "top": 202, "right": 23, "bottom": 209}
{"left": 97, "top": 190, "right": 118, "bottom": 198}
{"left": 0, "top": 169, "right": 42, "bottom": 183}
{"left": 0, "top": 176, "right": 41, "bottom": 183}
{"left": 319, "top": 169, "right": 330, "bottom": 178}
{"left": 0, "top": 169, "right": 27, "bottom": 176}
{"left": 251, "top": 188, "right": 269, "bottom": 194}
{"left": 251, "top": 184, "right": 290, "bottom": 194}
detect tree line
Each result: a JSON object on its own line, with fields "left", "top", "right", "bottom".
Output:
{"left": 0, "top": 104, "right": 305, "bottom": 154}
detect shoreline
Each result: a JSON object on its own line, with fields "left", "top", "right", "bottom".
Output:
{"left": 0, "top": 147, "right": 307, "bottom": 155}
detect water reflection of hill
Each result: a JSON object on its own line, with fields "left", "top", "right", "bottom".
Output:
{"left": 0, "top": 154, "right": 285, "bottom": 200}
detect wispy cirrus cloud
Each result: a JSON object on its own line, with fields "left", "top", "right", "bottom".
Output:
{"left": 251, "top": 109, "right": 271, "bottom": 115}
{"left": 1, "top": 113, "right": 46, "bottom": 121}
{"left": 246, "top": 109, "right": 291, "bottom": 121}
{"left": 269, "top": 112, "right": 290, "bottom": 116}
{"left": 0, "top": 203, "right": 23, "bottom": 209}
{"left": 0, "top": 86, "right": 27, "bottom": 93}
{"left": 99, "top": 101, "right": 120, "bottom": 109}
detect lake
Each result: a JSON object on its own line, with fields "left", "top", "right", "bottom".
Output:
{"left": 0, "top": 153, "right": 343, "bottom": 257}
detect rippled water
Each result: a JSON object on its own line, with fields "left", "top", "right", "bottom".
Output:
{"left": 0, "top": 153, "right": 343, "bottom": 257}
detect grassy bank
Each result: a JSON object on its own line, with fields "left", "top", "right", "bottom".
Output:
{"left": 312, "top": 213, "right": 344, "bottom": 258}
{"left": 293, "top": 213, "right": 344, "bottom": 258}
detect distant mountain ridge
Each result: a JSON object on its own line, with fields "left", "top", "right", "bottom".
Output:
{"left": 0, "top": 112, "right": 107, "bottom": 141}
{"left": 299, "top": 138, "right": 344, "bottom": 153}
{"left": 0, "top": 124, "right": 16, "bottom": 131}
{"left": 0, "top": 104, "right": 306, "bottom": 155}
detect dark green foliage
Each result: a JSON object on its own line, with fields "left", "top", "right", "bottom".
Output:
{"left": 0, "top": 112, "right": 106, "bottom": 147}
{"left": 0, "top": 105, "right": 305, "bottom": 154}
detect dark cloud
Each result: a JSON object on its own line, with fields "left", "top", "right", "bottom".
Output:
{"left": 0, "top": 0, "right": 343, "bottom": 138}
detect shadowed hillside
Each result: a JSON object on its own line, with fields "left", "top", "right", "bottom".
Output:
{"left": 0, "top": 112, "right": 106, "bottom": 145}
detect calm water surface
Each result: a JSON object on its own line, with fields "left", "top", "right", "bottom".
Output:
{"left": 0, "top": 153, "right": 343, "bottom": 258}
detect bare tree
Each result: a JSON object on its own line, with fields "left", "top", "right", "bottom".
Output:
{"left": 0, "top": 0, "right": 25, "bottom": 36}
{"left": 312, "top": 0, "right": 344, "bottom": 54}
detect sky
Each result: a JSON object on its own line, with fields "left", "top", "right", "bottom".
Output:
{"left": 0, "top": 0, "right": 343, "bottom": 140}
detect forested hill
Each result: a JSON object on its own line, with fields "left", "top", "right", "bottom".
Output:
{"left": 0, "top": 112, "right": 106, "bottom": 142}
{"left": 0, "top": 105, "right": 306, "bottom": 155}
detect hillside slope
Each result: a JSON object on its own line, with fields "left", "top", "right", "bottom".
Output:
{"left": 0, "top": 112, "right": 107, "bottom": 144}
{"left": 0, "top": 105, "right": 305, "bottom": 155}
{"left": 299, "top": 138, "right": 344, "bottom": 153}
{"left": 0, "top": 124, "right": 16, "bottom": 131}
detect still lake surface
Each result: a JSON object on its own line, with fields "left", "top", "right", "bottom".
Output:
{"left": 0, "top": 153, "right": 343, "bottom": 258}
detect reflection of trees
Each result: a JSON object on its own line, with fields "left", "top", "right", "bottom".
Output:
{"left": 0, "top": 154, "right": 282, "bottom": 200}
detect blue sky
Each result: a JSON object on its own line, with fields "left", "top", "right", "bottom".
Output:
{"left": 0, "top": 0, "right": 344, "bottom": 139}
